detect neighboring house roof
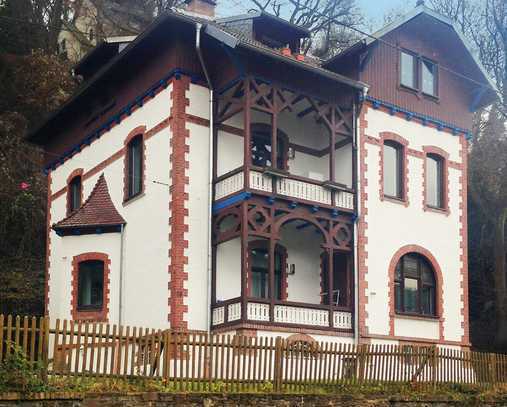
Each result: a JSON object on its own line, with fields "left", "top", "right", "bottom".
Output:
{"left": 323, "top": 4, "right": 497, "bottom": 95}
{"left": 27, "top": 10, "right": 367, "bottom": 144}
{"left": 53, "top": 174, "right": 126, "bottom": 234}
{"left": 216, "top": 10, "right": 310, "bottom": 38}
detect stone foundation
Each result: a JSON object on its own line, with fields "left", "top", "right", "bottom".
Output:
{"left": 0, "top": 392, "right": 505, "bottom": 407}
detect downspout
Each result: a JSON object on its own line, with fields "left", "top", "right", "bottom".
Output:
{"left": 118, "top": 224, "right": 125, "bottom": 327}
{"left": 195, "top": 23, "right": 214, "bottom": 333}
{"left": 353, "top": 86, "right": 368, "bottom": 345}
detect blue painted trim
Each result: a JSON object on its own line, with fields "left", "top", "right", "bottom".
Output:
{"left": 44, "top": 68, "right": 205, "bottom": 172}
{"left": 364, "top": 96, "right": 470, "bottom": 138}
{"left": 212, "top": 191, "right": 251, "bottom": 213}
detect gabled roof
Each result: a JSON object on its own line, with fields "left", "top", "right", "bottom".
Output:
{"left": 53, "top": 174, "right": 125, "bottom": 235}
{"left": 323, "top": 4, "right": 497, "bottom": 96}
{"left": 28, "top": 10, "right": 368, "bottom": 145}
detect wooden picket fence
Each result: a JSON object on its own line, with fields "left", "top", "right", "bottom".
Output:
{"left": 1, "top": 314, "right": 507, "bottom": 392}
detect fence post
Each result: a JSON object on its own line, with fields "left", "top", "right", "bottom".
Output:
{"left": 273, "top": 336, "right": 283, "bottom": 392}
{"left": 489, "top": 353, "right": 497, "bottom": 386}
{"left": 357, "top": 344, "right": 367, "bottom": 383}
{"left": 431, "top": 346, "right": 438, "bottom": 389}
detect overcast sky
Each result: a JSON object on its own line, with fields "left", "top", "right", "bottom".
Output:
{"left": 216, "top": 0, "right": 409, "bottom": 26}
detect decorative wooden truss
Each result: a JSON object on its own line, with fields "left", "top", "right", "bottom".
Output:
{"left": 216, "top": 76, "right": 355, "bottom": 187}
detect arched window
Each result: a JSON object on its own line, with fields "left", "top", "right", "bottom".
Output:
{"left": 394, "top": 253, "right": 436, "bottom": 316}
{"left": 68, "top": 175, "right": 82, "bottom": 213}
{"left": 126, "top": 135, "right": 143, "bottom": 199}
{"left": 248, "top": 240, "right": 286, "bottom": 300}
{"left": 77, "top": 260, "right": 104, "bottom": 311}
{"left": 426, "top": 153, "right": 444, "bottom": 209}
{"left": 251, "top": 124, "right": 288, "bottom": 170}
{"left": 383, "top": 140, "right": 404, "bottom": 199}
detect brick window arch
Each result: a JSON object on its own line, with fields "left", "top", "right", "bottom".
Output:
{"left": 66, "top": 168, "right": 84, "bottom": 215}
{"left": 124, "top": 126, "right": 146, "bottom": 202}
{"left": 423, "top": 146, "right": 449, "bottom": 214}
{"left": 379, "top": 132, "right": 409, "bottom": 206}
{"left": 71, "top": 252, "right": 110, "bottom": 322}
{"left": 388, "top": 245, "right": 444, "bottom": 340}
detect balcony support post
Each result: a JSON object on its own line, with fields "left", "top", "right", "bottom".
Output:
{"left": 269, "top": 231, "right": 276, "bottom": 323}
{"left": 244, "top": 78, "right": 251, "bottom": 189}
{"left": 328, "top": 247, "right": 334, "bottom": 328}
{"left": 240, "top": 201, "right": 249, "bottom": 323}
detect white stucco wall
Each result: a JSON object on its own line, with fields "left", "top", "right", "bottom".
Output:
{"left": 281, "top": 223, "right": 323, "bottom": 305}
{"left": 48, "top": 85, "right": 173, "bottom": 330}
{"left": 185, "top": 83, "right": 211, "bottom": 330}
{"left": 361, "top": 107, "right": 464, "bottom": 343}
{"left": 216, "top": 238, "right": 241, "bottom": 301}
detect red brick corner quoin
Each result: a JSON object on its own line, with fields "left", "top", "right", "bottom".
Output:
{"left": 459, "top": 136, "right": 470, "bottom": 345}
{"left": 71, "top": 252, "right": 111, "bottom": 322}
{"left": 387, "top": 245, "right": 444, "bottom": 341}
{"left": 168, "top": 75, "right": 191, "bottom": 330}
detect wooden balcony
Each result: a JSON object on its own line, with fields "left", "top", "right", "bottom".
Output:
{"left": 214, "top": 167, "right": 355, "bottom": 211}
{"left": 211, "top": 298, "right": 353, "bottom": 331}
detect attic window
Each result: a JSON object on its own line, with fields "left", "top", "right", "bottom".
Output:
{"left": 400, "top": 50, "right": 438, "bottom": 97}
{"left": 400, "top": 51, "right": 417, "bottom": 89}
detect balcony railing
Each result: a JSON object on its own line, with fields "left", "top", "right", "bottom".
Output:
{"left": 215, "top": 168, "right": 355, "bottom": 211}
{"left": 212, "top": 298, "right": 353, "bottom": 331}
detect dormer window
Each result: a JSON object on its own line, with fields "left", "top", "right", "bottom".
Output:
{"left": 400, "top": 50, "right": 438, "bottom": 97}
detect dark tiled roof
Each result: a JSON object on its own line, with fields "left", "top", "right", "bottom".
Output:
{"left": 53, "top": 174, "right": 126, "bottom": 232}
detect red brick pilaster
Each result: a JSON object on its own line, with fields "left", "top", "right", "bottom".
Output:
{"left": 168, "top": 76, "right": 191, "bottom": 330}
{"left": 70, "top": 252, "right": 111, "bottom": 322}
{"left": 357, "top": 107, "right": 369, "bottom": 341}
{"left": 459, "top": 136, "right": 470, "bottom": 345}
{"left": 45, "top": 172, "right": 52, "bottom": 316}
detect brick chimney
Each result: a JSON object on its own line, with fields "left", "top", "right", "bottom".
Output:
{"left": 184, "top": 0, "right": 216, "bottom": 18}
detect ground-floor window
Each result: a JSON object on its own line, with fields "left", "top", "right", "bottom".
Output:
{"left": 77, "top": 260, "right": 104, "bottom": 311}
{"left": 394, "top": 253, "right": 436, "bottom": 316}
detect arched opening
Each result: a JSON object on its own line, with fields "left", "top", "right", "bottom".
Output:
{"left": 394, "top": 252, "right": 437, "bottom": 316}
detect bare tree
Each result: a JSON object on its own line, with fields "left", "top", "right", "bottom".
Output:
{"left": 246, "top": 0, "right": 362, "bottom": 57}
{"left": 429, "top": 0, "right": 507, "bottom": 349}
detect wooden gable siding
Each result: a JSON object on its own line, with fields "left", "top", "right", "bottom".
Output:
{"left": 43, "top": 22, "right": 204, "bottom": 167}
{"left": 360, "top": 13, "right": 478, "bottom": 130}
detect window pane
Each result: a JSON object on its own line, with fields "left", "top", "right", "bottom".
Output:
{"left": 383, "top": 143, "right": 401, "bottom": 198}
{"left": 426, "top": 156, "right": 443, "bottom": 208}
{"left": 251, "top": 247, "right": 269, "bottom": 298}
{"left": 422, "top": 286, "right": 435, "bottom": 315}
{"left": 395, "top": 282, "right": 402, "bottom": 312}
{"left": 422, "top": 60, "right": 436, "bottom": 95}
{"left": 78, "top": 260, "right": 104, "bottom": 309}
{"left": 128, "top": 137, "right": 142, "bottom": 197}
{"left": 403, "top": 278, "right": 418, "bottom": 313}
{"left": 251, "top": 130, "right": 286, "bottom": 169}
{"left": 403, "top": 255, "right": 419, "bottom": 278}
{"left": 401, "top": 52, "right": 416, "bottom": 88}
{"left": 70, "top": 177, "right": 81, "bottom": 212}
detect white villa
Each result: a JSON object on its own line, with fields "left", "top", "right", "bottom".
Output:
{"left": 29, "top": 0, "right": 496, "bottom": 350}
